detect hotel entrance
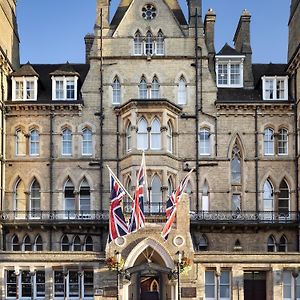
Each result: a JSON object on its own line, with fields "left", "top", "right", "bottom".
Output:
{"left": 244, "top": 271, "right": 266, "bottom": 300}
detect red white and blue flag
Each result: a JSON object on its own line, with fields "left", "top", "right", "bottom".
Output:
{"left": 129, "top": 153, "right": 146, "bottom": 233}
{"left": 108, "top": 171, "right": 129, "bottom": 243}
{"left": 161, "top": 169, "right": 193, "bottom": 241}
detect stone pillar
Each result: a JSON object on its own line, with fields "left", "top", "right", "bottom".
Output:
{"left": 232, "top": 266, "right": 244, "bottom": 300}
{"left": 45, "top": 266, "right": 53, "bottom": 299}
{"left": 272, "top": 265, "right": 283, "bottom": 300}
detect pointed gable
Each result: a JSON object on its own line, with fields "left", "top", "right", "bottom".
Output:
{"left": 49, "top": 62, "right": 80, "bottom": 77}
{"left": 217, "top": 43, "right": 241, "bottom": 56}
{"left": 11, "top": 62, "right": 39, "bottom": 77}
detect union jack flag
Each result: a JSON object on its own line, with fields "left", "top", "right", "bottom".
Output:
{"left": 129, "top": 153, "right": 146, "bottom": 233}
{"left": 108, "top": 172, "right": 129, "bottom": 243}
{"left": 161, "top": 169, "right": 193, "bottom": 241}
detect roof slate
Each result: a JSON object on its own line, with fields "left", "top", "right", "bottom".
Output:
{"left": 217, "top": 43, "right": 241, "bottom": 56}
{"left": 11, "top": 62, "right": 39, "bottom": 77}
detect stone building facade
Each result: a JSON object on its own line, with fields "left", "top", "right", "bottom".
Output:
{"left": 0, "top": 0, "right": 300, "bottom": 299}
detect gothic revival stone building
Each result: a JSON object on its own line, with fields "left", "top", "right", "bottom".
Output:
{"left": 0, "top": 0, "right": 299, "bottom": 299}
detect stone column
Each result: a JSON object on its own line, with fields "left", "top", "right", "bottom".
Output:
{"left": 231, "top": 266, "right": 244, "bottom": 300}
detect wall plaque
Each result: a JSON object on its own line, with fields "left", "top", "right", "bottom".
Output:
{"left": 103, "top": 287, "right": 118, "bottom": 297}
{"left": 181, "top": 287, "right": 197, "bottom": 298}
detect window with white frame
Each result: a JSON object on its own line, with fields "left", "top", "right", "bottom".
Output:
{"left": 82, "top": 128, "right": 92, "bottom": 156}
{"left": 151, "top": 77, "right": 160, "bottom": 98}
{"left": 12, "top": 76, "right": 38, "bottom": 101}
{"left": 64, "top": 179, "right": 75, "bottom": 217}
{"left": 30, "top": 179, "right": 41, "bottom": 216}
{"left": 137, "top": 118, "right": 148, "bottom": 150}
{"left": 199, "top": 128, "right": 210, "bottom": 155}
{"left": 262, "top": 76, "right": 288, "bottom": 100}
{"left": 278, "top": 179, "right": 290, "bottom": 215}
{"left": 112, "top": 77, "right": 121, "bottom": 104}
{"left": 156, "top": 30, "right": 165, "bottom": 55}
{"left": 84, "top": 236, "right": 93, "bottom": 251}
{"left": 145, "top": 31, "right": 154, "bottom": 55}
{"left": 216, "top": 57, "right": 244, "bottom": 88}
{"left": 139, "top": 77, "right": 148, "bottom": 99}
{"left": 80, "top": 179, "right": 91, "bottom": 212}
{"left": 205, "top": 270, "right": 231, "bottom": 300}
{"left": 62, "top": 128, "right": 72, "bottom": 156}
{"left": 167, "top": 122, "right": 173, "bottom": 153}
{"left": 150, "top": 118, "right": 161, "bottom": 150}
{"left": 283, "top": 270, "right": 300, "bottom": 300}
{"left": 264, "top": 128, "right": 274, "bottom": 155}
{"left": 29, "top": 129, "right": 40, "bottom": 156}
{"left": 126, "top": 122, "right": 132, "bottom": 152}
{"left": 15, "top": 129, "right": 26, "bottom": 156}
{"left": 278, "top": 128, "right": 288, "bottom": 155}
{"left": 178, "top": 76, "right": 187, "bottom": 105}
{"left": 52, "top": 76, "right": 78, "bottom": 100}
{"left": 134, "top": 31, "right": 143, "bottom": 55}
{"left": 150, "top": 175, "right": 162, "bottom": 213}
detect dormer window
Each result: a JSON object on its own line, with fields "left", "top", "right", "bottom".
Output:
{"left": 12, "top": 77, "right": 38, "bottom": 101}
{"left": 215, "top": 56, "right": 244, "bottom": 88}
{"left": 51, "top": 76, "right": 78, "bottom": 100}
{"left": 262, "top": 76, "right": 288, "bottom": 100}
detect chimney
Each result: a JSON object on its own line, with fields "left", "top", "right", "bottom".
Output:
{"left": 204, "top": 9, "right": 216, "bottom": 77}
{"left": 84, "top": 34, "right": 95, "bottom": 64}
{"left": 187, "top": 0, "right": 203, "bottom": 28}
{"left": 97, "top": 0, "right": 110, "bottom": 29}
{"left": 233, "top": 9, "right": 254, "bottom": 88}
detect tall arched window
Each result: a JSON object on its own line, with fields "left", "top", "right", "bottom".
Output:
{"left": 198, "top": 234, "right": 208, "bottom": 251}
{"left": 264, "top": 128, "right": 274, "bottom": 155}
{"left": 168, "top": 177, "right": 174, "bottom": 196}
{"left": 80, "top": 179, "right": 91, "bottom": 213}
{"left": 14, "top": 179, "right": 26, "bottom": 215}
{"left": 126, "top": 122, "right": 132, "bottom": 152}
{"left": 151, "top": 77, "right": 160, "bottom": 99}
{"left": 134, "top": 31, "right": 142, "bottom": 55}
{"left": 73, "top": 235, "right": 82, "bottom": 251}
{"left": 112, "top": 77, "right": 121, "bottom": 104}
{"left": 34, "top": 235, "right": 43, "bottom": 251}
{"left": 267, "top": 235, "right": 276, "bottom": 252}
{"left": 186, "top": 181, "right": 193, "bottom": 210}
{"left": 62, "top": 128, "right": 72, "bottom": 156}
{"left": 64, "top": 179, "right": 75, "bottom": 217}
{"left": 156, "top": 30, "right": 164, "bottom": 55}
{"left": 151, "top": 175, "right": 162, "bottom": 213}
{"left": 23, "top": 235, "right": 32, "bottom": 251}
{"left": 29, "top": 129, "right": 40, "bottom": 156}
{"left": 145, "top": 31, "right": 154, "bottom": 55}
{"left": 150, "top": 118, "right": 161, "bottom": 150}
{"left": 84, "top": 236, "right": 94, "bottom": 251}
{"left": 30, "top": 179, "right": 40, "bottom": 217}
{"left": 199, "top": 128, "right": 210, "bottom": 155}
{"left": 16, "top": 129, "right": 26, "bottom": 156}
{"left": 12, "top": 235, "right": 20, "bottom": 251}
{"left": 278, "top": 179, "right": 289, "bottom": 215}
{"left": 137, "top": 118, "right": 148, "bottom": 150}
{"left": 278, "top": 128, "right": 288, "bottom": 155}
{"left": 61, "top": 235, "right": 69, "bottom": 251}
{"left": 82, "top": 128, "right": 92, "bottom": 156}
{"left": 263, "top": 179, "right": 274, "bottom": 218}
{"left": 231, "top": 144, "right": 241, "bottom": 184}
{"left": 278, "top": 235, "right": 287, "bottom": 252}
{"left": 178, "top": 76, "right": 187, "bottom": 105}
{"left": 202, "top": 180, "right": 209, "bottom": 211}
{"left": 139, "top": 77, "right": 148, "bottom": 99}
{"left": 167, "top": 122, "right": 173, "bottom": 153}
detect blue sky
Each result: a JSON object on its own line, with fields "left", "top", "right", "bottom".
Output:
{"left": 17, "top": 0, "right": 290, "bottom": 64}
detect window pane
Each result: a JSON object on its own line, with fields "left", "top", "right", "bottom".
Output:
{"left": 26, "top": 81, "right": 35, "bottom": 99}
{"left": 145, "top": 32, "right": 154, "bottom": 55}
{"left": 54, "top": 271, "right": 64, "bottom": 297}
{"left": 6, "top": 270, "right": 17, "bottom": 298}
{"left": 151, "top": 78, "right": 160, "bottom": 99}
{"left": 156, "top": 32, "right": 164, "bottom": 55}
{"left": 62, "top": 129, "right": 72, "bottom": 155}
{"left": 84, "top": 271, "right": 94, "bottom": 297}
{"left": 265, "top": 79, "right": 274, "bottom": 99}
{"left": 66, "top": 79, "right": 75, "bottom": 99}
{"left": 30, "top": 130, "right": 40, "bottom": 156}
{"left": 56, "top": 80, "right": 64, "bottom": 99}
{"left": 137, "top": 119, "right": 148, "bottom": 150}
{"left": 16, "top": 130, "right": 26, "bottom": 156}
{"left": 36, "top": 271, "right": 45, "bottom": 297}
{"left": 264, "top": 128, "right": 274, "bottom": 155}
{"left": 69, "top": 271, "right": 79, "bottom": 297}
{"left": 178, "top": 78, "right": 187, "bottom": 105}
{"left": 218, "top": 64, "right": 228, "bottom": 85}
{"left": 112, "top": 78, "right": 121, "bottom": 104}
{"left": 230, "top": 64, "right": 241, "bottom": 85}
{"left": 151, "top": 176, "right": 161, "bottom": 213}
{"left": 199, "top": 129, "right": 210, "bottom": 155}
{"left": 150, "top": 119, "right": 161, "bottom": 149}
{"left": 139, "top": 79, "right": 147, "bottom": 99}
{"left": 21, "top": 271, "right": 32, "bottom": 297}
{"left": 82, "top": 128, "right": 92, "bottom": 155}
{"left": 16, "top": 81, "right": 24, "bottom": 100}
{"left": 278, "top": 129, "right": 288, "bottom": 155}
{"left": 205, "top": 271, "right": 215, "bottom": 298}
{"left": 134, "top": 32, "right": 142, "bottom": 55}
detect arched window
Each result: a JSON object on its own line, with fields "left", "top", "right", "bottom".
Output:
{"left": 202, "top": 180, "right": 209, "bottom": 211}
{"left": 16, "top": 129, "right": 26, "bottom": 156}
{"left": 61, "top": 235, "right": 69, "bottom": 251}
{"left": 151, "top": 175, "right": 162, "bottom": 213}
{"left": 124, "top": 177, "right": 132, "bottom": 213}
{"left": 34, "top": 235, "right": 43, "bottom": 251}
{"left": 126, "top": 122, "right": 132, "bottom": 152}
{"left": 198, "top": 234, "right": 208, "bottom": 251}
{"left": 112, "top": 77, "right": 121, "bottom": 104}
{"left": 186, "top": 181, "right": 193, "bottom": 210}
{"left": 278, "top": 235, "right": 287, "bottom": 252}
{"left": 178, "top": 76, "right": 187, "bottom": 105}
{"left": 137, "top": 118, "right": 148, "bottom": 150}
{"left": 80, "top": 179, "right": 90, "bottom": 213}
{"left": 23, "top": 235, "right": 32, "bottom": 251}
{"left": 62, "top": 128, "right": 72, "bottom": 156}
{"left": 82, "top": 128, "right": 92, "bottom": 156}
{"left": 73, "top": 235, "right": 82, "bottom": 251}
{"left": 231, "top": 144, "right": 241, "bottom": 184}
{"left": 145, "top": 31, "right": 154, "bottom": 55}
{"left": 139, "top": 77, "right": 148, "bottom": 99}
{"left": 278, "top": 128, "right": 288, "bottom": 155}
{"left": 30, "top": 179, "right": 41, "bottom": 218}
{"left": 199, "top": 128, "right": 210, "bottom": 155}
{"left": 12, "top": 235, "right": 20, "bottom": 251}
{"left": 14, "top": 179, "right": 26, "bottom": 214}
{"left": 263, "top": 179, "right": 274, "bottom": 216}
{"left": 64, "top": 179, "right": 75, "bottom": 217}
{"left": 150, "top": 118, "right": 161, "bottom": 150}
{"left": 168, "top": 177, "right": 174, "bottom": 196}
{"left": 85, "top": 236, "right": 94, "bottom": 251}
{"left": 156, "top": 30, "right": 164, "bottom": 55}
{"left": 278, "top": 179, "right": 289, "bottom": 216}
{"left": 267, "top": 235, "right": 276, "bottom": 252}
{"left": 134, "top": 31, "right": 142, "bottom": 55}
{"left": 167, "top": 122, "right": 173, "bottom": 153}
{"left": 29, "top": 129, "right": 40, "bottom": 156}
{"left": 151, "top": 77, "right": 160, "bottom": 99}
{"left": 264, "top": 128, "right": 274, "bottom": 155}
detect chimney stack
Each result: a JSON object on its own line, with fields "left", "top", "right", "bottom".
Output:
{"left": 187, "top": 0, "right": 203, "bottom": 28}
{"left": 96, "top": 0, "right": 110, "bottom": 30}
{"left": 84, "top": 34, "right": 95, "bottom": 64}
{"left": 233, "top": 9, "right": 254, "bottom": 88}
{"left": 204, "top": 9, "right": 216, "bottom": 75}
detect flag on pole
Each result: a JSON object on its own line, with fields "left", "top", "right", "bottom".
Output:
{"left": 161, "top": 169, "right": 194, "bottom": 241}
{"left": 108, "top": 171, "right": 129, "bottom": 243}
{"left": 129, "top": 152, "right": 146, "bottom": 233}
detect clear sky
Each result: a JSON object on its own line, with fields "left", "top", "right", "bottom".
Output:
{"left": 17, "top": 0, "right": 290, "bottom": 64}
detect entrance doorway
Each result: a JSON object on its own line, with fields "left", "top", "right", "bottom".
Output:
{"left": 140, "top": 276, "right": 160, "bottom": 300}
{"left": 244, "top": 271, "right": 266, "bottom": 300}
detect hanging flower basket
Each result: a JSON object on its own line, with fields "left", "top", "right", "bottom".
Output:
{"left": 179, "top": 256, "right": 192, "bottom": 274}
{"left": 105, "top": 256, "right": 125, "bottom": 271}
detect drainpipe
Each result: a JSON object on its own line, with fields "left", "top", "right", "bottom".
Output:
{"left": 49, "top": 111, "right": 54, "bottom": 251}
{"left": 255, "top": 107, "right": 259, "bottom": 212}
{"left": 0, "top": 65, "right": 4, "bottom": 211}
{"left": 116, "top": 112, "right": 120, "bottom": 178}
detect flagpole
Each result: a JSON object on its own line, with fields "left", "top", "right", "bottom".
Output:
{"left": 106, "top": 165, "right": 134, "bottom": 201}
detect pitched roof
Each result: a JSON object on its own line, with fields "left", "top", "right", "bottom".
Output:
{"left": 11, "top": 62, "right": 39, "bottom": 77}
{"left": 217, "top": 43, "right": 242, "bottom": 56}
{"left": 49, "top": 62, "right": 80, "bottom": 76}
